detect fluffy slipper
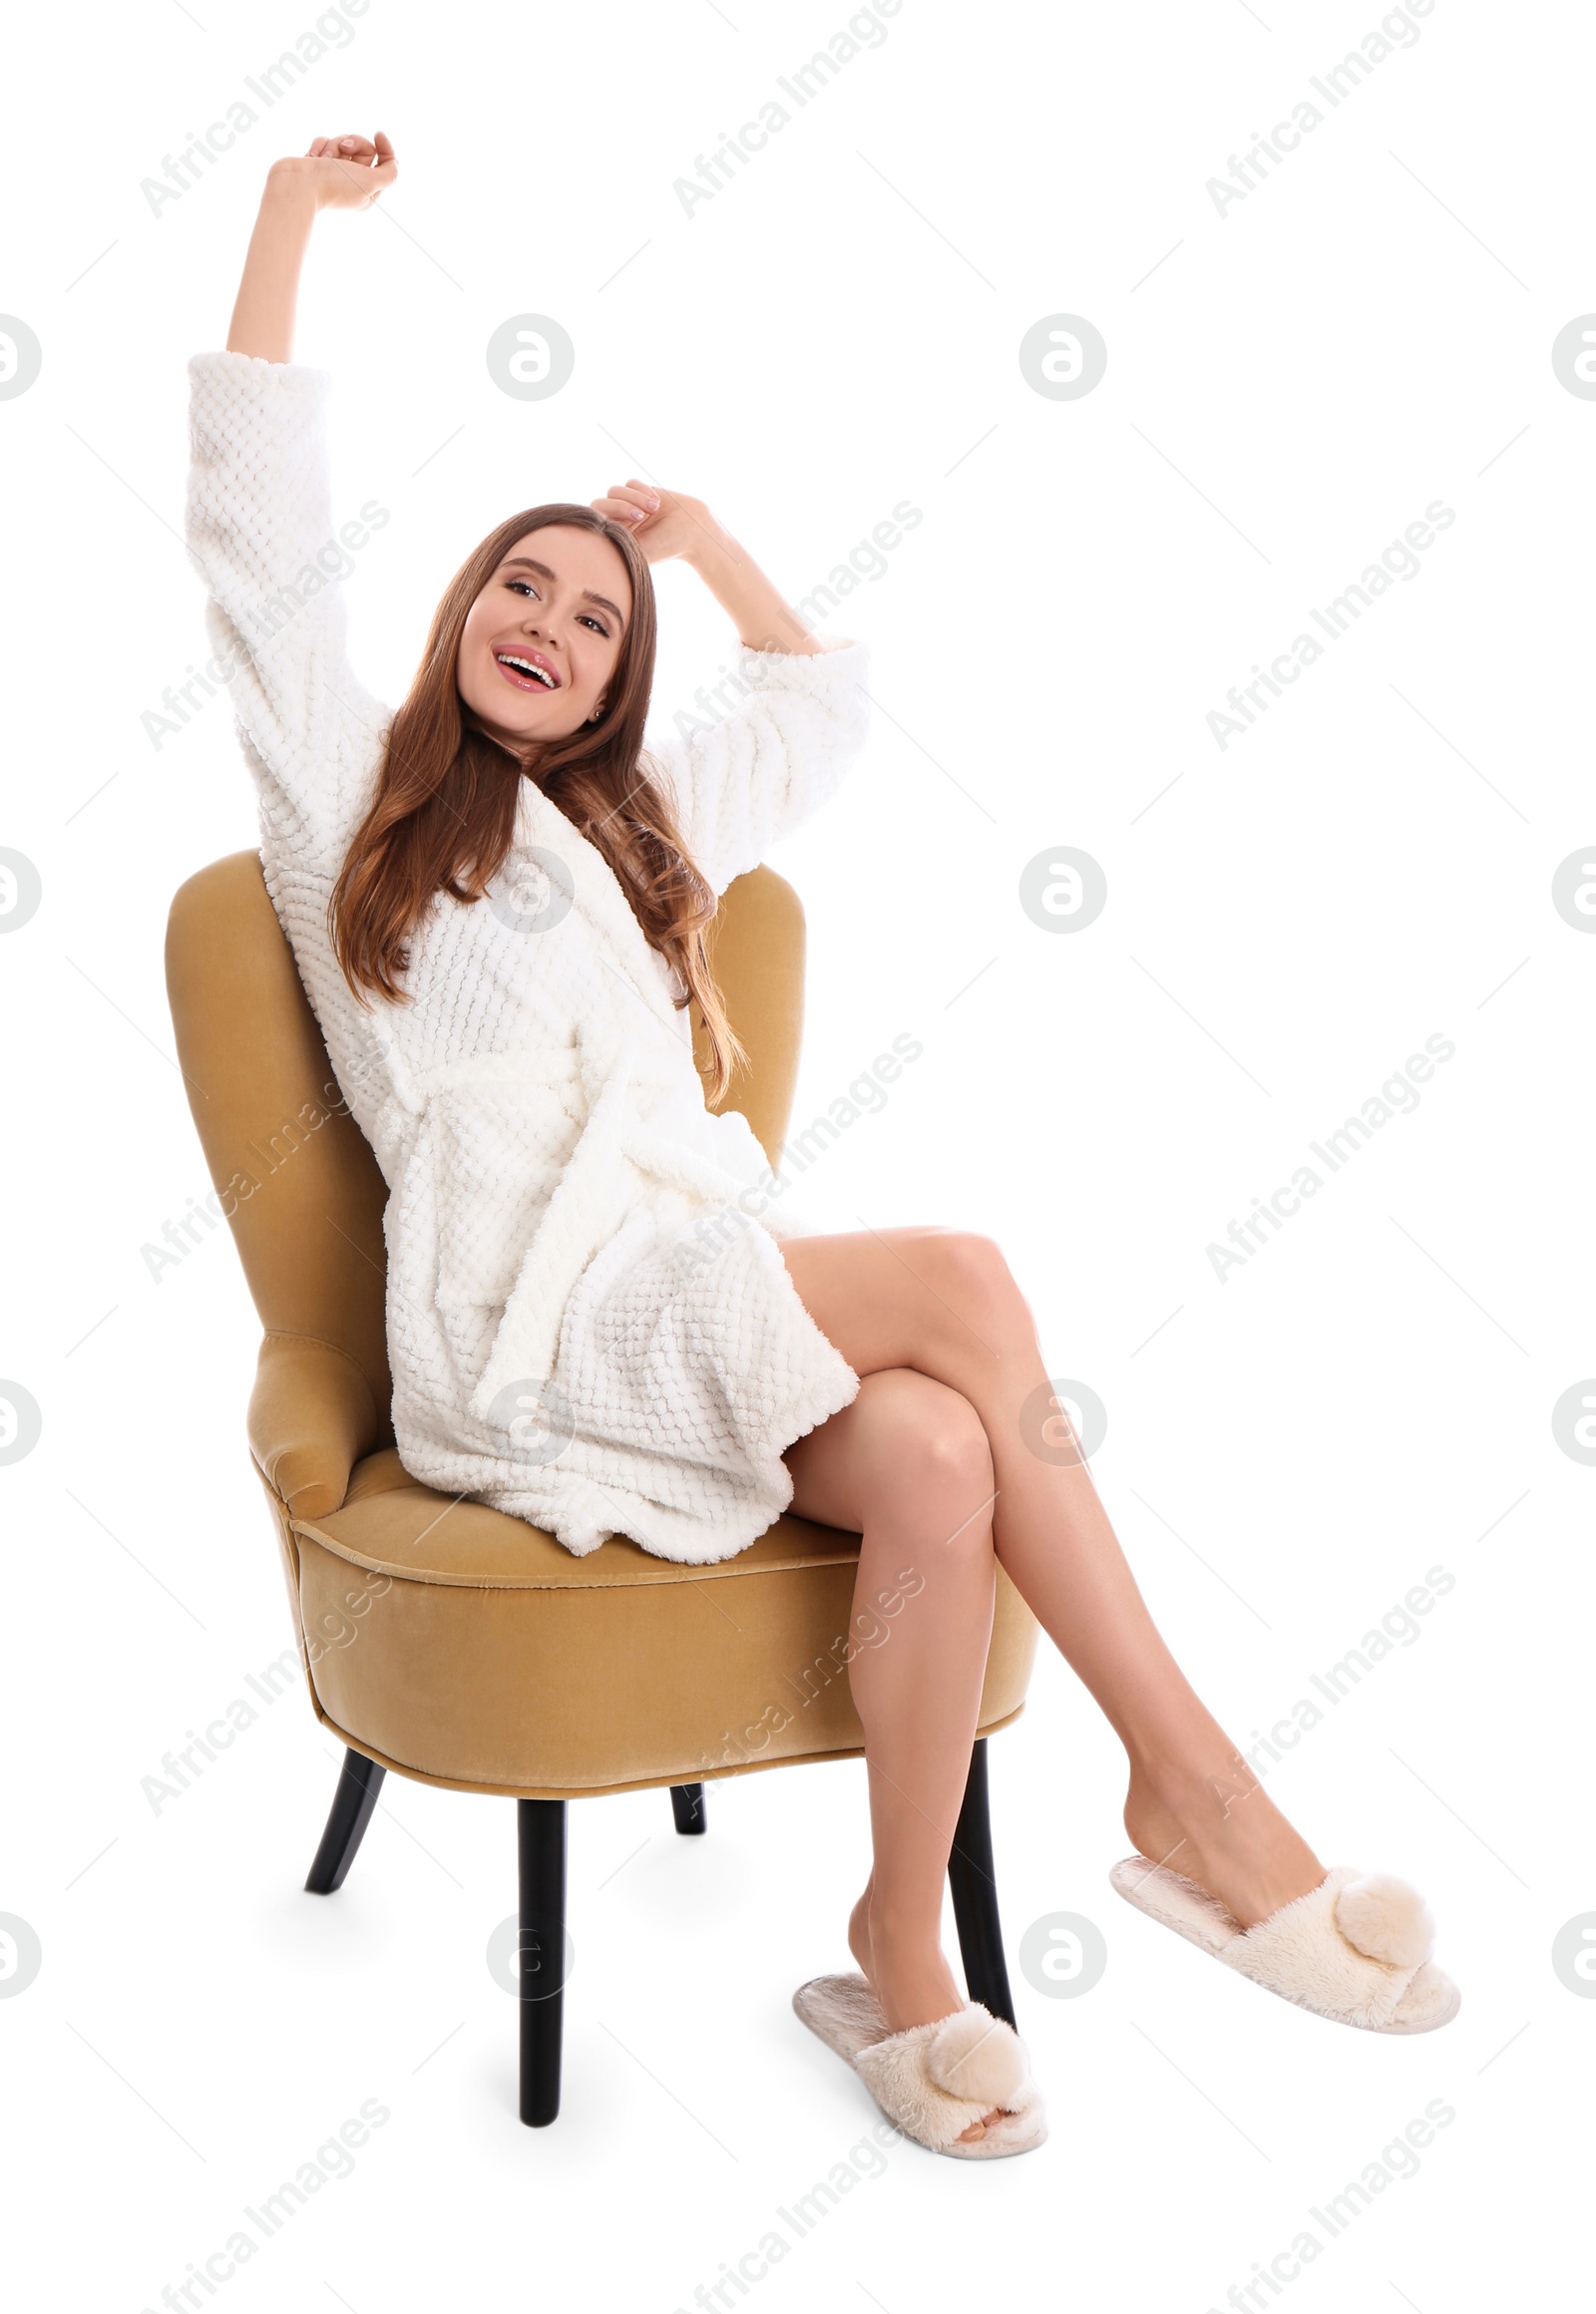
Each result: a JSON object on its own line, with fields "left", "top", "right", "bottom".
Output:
{"left": 792, "top": 1973, "right": 1047, "bottom": 2158}
{"left": 1110, "top": 1856, "right": 1460, "bottom": 2034}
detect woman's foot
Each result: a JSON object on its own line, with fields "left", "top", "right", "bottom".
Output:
{"left": 847, "top": 1886, "right": 1007, "bottom": 2144}
{"left": 1123, "top": 1750, "right": 1327, "bottom": 1929}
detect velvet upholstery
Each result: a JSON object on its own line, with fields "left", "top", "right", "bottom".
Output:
{"left": 165, "top": 851, "right": 1037, "bottom": 1798}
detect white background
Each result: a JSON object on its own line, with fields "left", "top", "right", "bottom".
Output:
{"left": 1, "top": 0, "right": 1589, "bottom": 2305}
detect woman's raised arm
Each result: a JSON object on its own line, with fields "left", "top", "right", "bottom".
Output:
{"left": 226, "top": 132, "right": 396, "bottom": 363}
{"left": 187, "top": 134, "right": 398, "bottom": 865}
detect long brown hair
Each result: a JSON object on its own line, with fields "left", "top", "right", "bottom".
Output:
{"left": 327, "top": 503, "right": 747, "bottom": 1101}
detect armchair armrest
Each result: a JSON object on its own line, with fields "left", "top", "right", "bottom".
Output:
{"left": 247, "top": 1331, "right": 385, "bottom": 1520}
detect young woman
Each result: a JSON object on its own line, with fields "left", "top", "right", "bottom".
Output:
{"left": 192, "top": 132, "right": 1459, "bottom": 2162}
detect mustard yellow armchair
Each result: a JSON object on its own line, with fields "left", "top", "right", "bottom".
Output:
{"left": 164, "top": 850, "right": 1038, "bottom": 2124}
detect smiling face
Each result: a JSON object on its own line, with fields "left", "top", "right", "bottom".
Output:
{"left": 456, "top": 523, "right": 633, "bottom": 754}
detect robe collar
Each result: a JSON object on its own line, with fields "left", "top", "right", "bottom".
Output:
{"left": 509, "top": 770, "right": 687, "bottom": 1061}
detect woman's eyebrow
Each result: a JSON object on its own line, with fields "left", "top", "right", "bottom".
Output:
{"left": 501, "top": 556, "right": 626, "bottom": 629}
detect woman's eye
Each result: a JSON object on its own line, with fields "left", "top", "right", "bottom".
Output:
{"left": 504, "top": 582, "right": 606, "bottom": 636}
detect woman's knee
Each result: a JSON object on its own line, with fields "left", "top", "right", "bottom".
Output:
{"left": 909, "top": 1228, "right": 1031, "bottom": 1340}
{"left": 859, "top": 1370, "right": 995, "bottom": 1538}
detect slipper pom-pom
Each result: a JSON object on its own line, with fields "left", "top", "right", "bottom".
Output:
{"left": 1335, "top": 1873, "right": 1435, "bottom": 1968}
{"left": 925, "top": 2008, "right": 1026, "bottom": 2105}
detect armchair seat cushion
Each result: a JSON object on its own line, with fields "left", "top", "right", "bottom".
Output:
{"left": 273, "top": 1450, "right": 1037, "bottom": 1799}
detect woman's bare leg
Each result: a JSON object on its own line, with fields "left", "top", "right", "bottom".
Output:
{"left": 783, "top": 1365, "right": 1010, "bottom": 2141}
{"left": 779, "top": 1226, "right": 1327, "bottom": 1929}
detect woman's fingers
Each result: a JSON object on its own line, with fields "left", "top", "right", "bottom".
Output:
{"left": 306, "top": 131, "right": 394, "bottom": 171}
{"left": 598, "top": 481, "right": 662, "bottom": 523}
{"left": 298, "top": 130, "right": 397, "bottom": 203}
{"left": 593, "top": 498, "right": 646, "bottom": 527}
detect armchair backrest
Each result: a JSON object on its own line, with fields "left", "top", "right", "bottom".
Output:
{"left": 164, "top": 851, "right": 807, "bottom": 1448}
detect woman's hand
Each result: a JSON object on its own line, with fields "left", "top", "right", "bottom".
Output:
{"left": 595, "top": 481, "right": 827, "bottom": 655}
{"left": 269, "top": 130, "right": 398, "bottom": 211}
{"left": 591, "top": 481, "right": 722, "bottom": 568}
{"left": 226, "top": 133, "right": 396, "bottom": 362}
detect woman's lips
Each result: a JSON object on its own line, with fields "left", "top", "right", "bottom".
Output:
{"left": 494, "top": 651, "right": 560, "bottom": 693}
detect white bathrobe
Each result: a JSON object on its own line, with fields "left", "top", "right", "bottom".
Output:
{"left": 186, "top": 349, "right": 867, "bottom": 1563}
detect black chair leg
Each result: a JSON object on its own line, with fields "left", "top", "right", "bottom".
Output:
{"left": 518, "top": 1798, "right": 568, "bottom": 2126}
{"left": 669, "top": 1781, "right": 706, "bottom": 1834}
{"left": 947, "top": 1738, "right": 1017, "bottom": 2029}
{"left": 304, "top": 1747, "right": 386, "bottom": 1894}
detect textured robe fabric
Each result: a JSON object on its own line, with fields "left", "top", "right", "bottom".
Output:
{"left": 186, "top": 348, "right": 868, "bottom": 1563}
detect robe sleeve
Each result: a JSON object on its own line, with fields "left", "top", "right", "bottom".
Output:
{"left": 185, "top": 348, "right": 389, "bottom": 864}
{"left": 649, "top": 637, "right": 871, "bottom": 899}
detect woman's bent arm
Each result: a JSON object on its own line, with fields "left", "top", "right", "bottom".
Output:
{"left": 682, "top": 518, "right": 828, "bottom": 659}
{"left": 591, "top": 481, "right": 872, "bottom": 892}
{"left": 592, "top": 478, "right": 827, "bottom": 659}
